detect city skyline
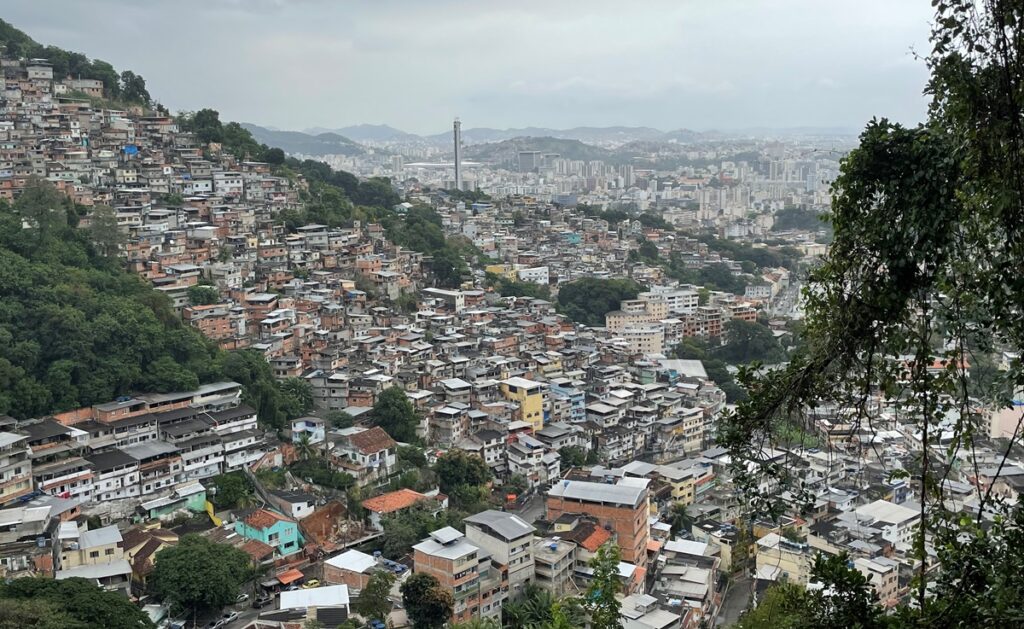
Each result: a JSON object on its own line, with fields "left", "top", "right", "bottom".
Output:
{"left": 4, "top": 0, "right": 933, "bottom": 134}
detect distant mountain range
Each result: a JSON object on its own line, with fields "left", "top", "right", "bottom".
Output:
{"left": 241, "top": 123, "right": 366, "bottom": 157}
{"left": 244, "top": 121, "right": 859, "bottom": 159}
{"left": 287, "top": 124, "right": 709, "bottom": 148}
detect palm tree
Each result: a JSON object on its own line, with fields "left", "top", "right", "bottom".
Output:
{"left": 295, "top": 432, "right": 317, "bottom": 461}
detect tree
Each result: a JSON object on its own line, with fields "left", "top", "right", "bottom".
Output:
{"left": 354, "top": 571, "right": 396, "bottom": 622}
{"left": 14, "top": 177, "right": 69, "bottom": 246}
{"left": 295, "top": 432, "right": 317, "bottom": 461}
{"left": 151, "top": 534, "right": 250, "bottom": 617}
{"left": 430, "top": 246, "right": 466, "bottom": 288}
{"left": 187, "top": 285, "right": 220, "bottom": 306}
{"left": 556, "top": 278, "right": 645, "bottom": 327}
{"left": 719, "top": 3, "right": 1024, "bottom": 624}
{"left": 279, "top": 377, "right": 313, "bottom": 420}
{"left": 87, "top": 205, "right": 124, "bottom": 257}
{"left": 398, "top": 444, "right": 428, "bottom": 469}
{"left": 715, "top": 319, "right": 786, "bottom": 365}
{"left": 0, "top": 577, "right": 154, "bottom": 629}
{"left": 435, "top": 450, "right": 491, "bottom": 495}
{"left": 558, "top": 445, "right": 587, "bottom": 468}
{"left": 326, "top": 410, "right": 354, "bottom": 429}
{"left": 118, "top": 70, "right": 150, "bottom": 104}
{"left": 0, "top": 598, "right": 84, "bottom": 629}
{"left": 668, "top": 502, "right": 693, "bottom": 537}
{"left": 208, "top": 471, "right": 255, "bottom": 509}
{"left": 401, "top": 573, "right": 453, "bottom": 629}
{"left": 638, "top": 239, "right": 659, "bottom": 260}
{"left": 262, "top": 147, "right": 286, "bottom": 165}
{"left": 371, "top": 386, "right": 419, "bottom": 443}
{"left": 734, "top": 581, "right": 810, "bottom": 629}
{"left": 584, "top": 542, "right": 622, "bottom": 629}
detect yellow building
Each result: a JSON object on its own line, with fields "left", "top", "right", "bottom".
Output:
{"left": 485, "top": 264, "right": 517, "bottom": 281}
{"left": 500, "top": 377, "right": 546, "bottom": 431}
{"left": 754, "top": 532, "right": 812, "bottom": 584}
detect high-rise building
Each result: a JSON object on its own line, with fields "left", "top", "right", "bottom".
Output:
{"left": 453, "top": 118, "right": 462, "bottom": 191}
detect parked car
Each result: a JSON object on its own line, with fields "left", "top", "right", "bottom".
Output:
{"left": 235, "top": 593, "right": 249, "bottom": 603}
{"left": 301, "top": 579, "right": 320, "bottom": 589}
{"left": 221, "top": 611, "right": 240, "bottom": 625}
{"left": 252, "top": 594, "right": 274, "bottom": 609}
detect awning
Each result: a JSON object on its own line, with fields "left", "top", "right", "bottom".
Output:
{"left": 276, "top": 568, "right": 304, "bottom": 585}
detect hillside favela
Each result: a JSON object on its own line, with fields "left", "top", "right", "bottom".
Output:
{"left": 0, "top": 2, "right": 1021, "bottom": 628}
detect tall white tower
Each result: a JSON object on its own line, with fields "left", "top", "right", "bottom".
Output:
{"left": 453, "top": 117, "right": 462, "bottom": 191}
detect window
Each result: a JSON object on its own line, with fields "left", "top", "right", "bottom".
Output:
{"left": 105, "top": 548, "right": 115, "bottom": 556}
{"left": 89, "top": 551, "right": 99, "bottom": 558}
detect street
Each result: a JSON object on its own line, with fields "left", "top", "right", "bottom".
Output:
{"left": 715, "top": 575, "right": 752, "bottom": 627}
{"left": 513, "top": 491, "right": 545, "bottom": 524}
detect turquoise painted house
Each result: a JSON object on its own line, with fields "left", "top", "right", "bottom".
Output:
{"left": 235, "top": 508, "right": 302, "bottom": 556}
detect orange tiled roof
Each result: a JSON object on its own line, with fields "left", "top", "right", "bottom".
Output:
{"left": 245, "top": 508, "right": 293, "bottom": 530}
{"left": 647, "top": 539, "right": 663, "bottom": 553}
{"left": 242, "top": 539, "right": 276, "bottom": 561}
{"left": 361, "top": 488, "right": 427, "bottom": 514}
{"left": 580, "top": 526, "right": 612, "bottom": 552}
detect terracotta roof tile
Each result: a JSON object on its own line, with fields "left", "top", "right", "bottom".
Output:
{"left": 348, "top": 427, "right": 397, "bottom": 454}
{"left": 244, "top": 508, "right": 293, "bottom": 530}
{"left": 361, "top": 488, "right": 427, "bottom": 514}
{"left": 242, "top": 539, "right": 276, "bottom": 561}
{"left": 580, "top": 526, "right": 612, "bottom": 552}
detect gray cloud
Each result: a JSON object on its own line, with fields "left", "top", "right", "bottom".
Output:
{"left": 5, "top": 0, "right": 933, "bottom": 134}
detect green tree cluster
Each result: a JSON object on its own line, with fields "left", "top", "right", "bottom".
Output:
{"left": 722, "top": 2, "right": 1024, "bottom": 625}
{"left": 186, "top": 284, "right": 220, "bottom": 306}
{"left": 502, "top": 583, "right": 585, "bottom": 629}
{"left": 371, "top": 386, "right": 420, "bottom": 443}
{"left": 377, "top": 502, "right": 463, "bottom": 560}
{"left": 401, "top": 573, "right": 454, "bottom": 629}
{"left": 151, "top": 535, "right": 251, "bottom": 618}
{"left": 716, "top": 319, "right": 787, "bottom": 364}
{"left": 434, "top": 449, "right": 492, "bottom": 510}
{"left": 486, "top": 273, "right": 551, "bottom": 300}
{"left": 290, "top": 458, "right": 355, "bottom": 491}
{"left": 0, "top": 577, "right": 154, "bottom": 629}
{"left": 208, "top": 471, "right": 256, "bottom": 510}
{"left": 0, "top": 180, "right": 221, "bottom": 418}
{"left": 584, "top": 542, "right": 623, "bottom": 629}
{"left": 556, "top": 277, "right": 645, "bottom": 327}
{"left": 772, "top": 207, "right": 829, "bottom": 232}
{"left": 354, "top": 571, "right": 397, "bottom": 622}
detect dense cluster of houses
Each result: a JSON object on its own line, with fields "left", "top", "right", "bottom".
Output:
{"left": 4, "top": 54, "right": 1023, "bottom": 629}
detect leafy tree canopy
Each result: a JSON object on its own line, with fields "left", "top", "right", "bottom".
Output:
{"left": 151, "top": 534, "right": 250, "bottom": 617}
{"left": 556, "top": 277, "right": 645, "bottom": 327}
{"left": 0, "top": 577, "right": 154, "bottom": 629}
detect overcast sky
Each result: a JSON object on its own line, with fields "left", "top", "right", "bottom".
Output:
{"left": 6, "top": 0, "right": 934, "bottom": 134}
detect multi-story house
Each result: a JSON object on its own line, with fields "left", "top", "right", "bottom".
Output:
{"left": 533, "top": 536, "right": 576, "bottom": 596}
{"left": 331, "top": 427, "right": 397, "bottom": 488}
{"left": 55, "top": 523, "right": 132, "bottom": 594}
{"left": 160, "top": 418, "right": 224, "bottom": 481}
{"left": 546, "top": 478, "right": 651, "bottom": 570}
{"left": 121, "top": 441, "right": 183, "bottom": 496}
{"left": 413, "top": 526, "right": 507, "bottom": 624}
{"left": 85, "top": 450, "right": 140, "bottom": 502}
{"left": 464, "top": 510, "right": 536, "bottom": 599}
{"left": 500, "top": 377, "right": 547, "bottom": 432}
{"left": 0, "top": 432, "right": 33, "bottom": 505}
{"left": 34, "top": 457, "right": 94, "bottom": 501}
{"left": 235, "top": 508, "right": 302, "bottom": 557}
